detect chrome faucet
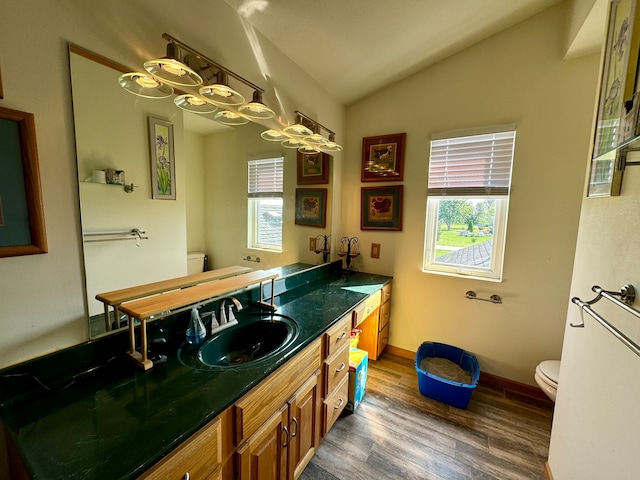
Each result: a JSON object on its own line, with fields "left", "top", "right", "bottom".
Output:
{"left": 219, "top": 297, "right": 243, "bottom": 325}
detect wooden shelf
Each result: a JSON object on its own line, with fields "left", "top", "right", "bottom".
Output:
{"left": 114, "top": 270, "right": 279, "bottom": 371}
{"left": 96, "top": 266, "right": 252, "bottom": 332}
{"left": 119, "top": 270, "right": 277, "bottom": 321}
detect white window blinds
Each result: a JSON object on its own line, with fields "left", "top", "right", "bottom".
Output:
{"left": 428, "top": 127, "right": 516, "bottom": 196}
{"left": 248, "top": 157, "right": 284, "bottom": 197}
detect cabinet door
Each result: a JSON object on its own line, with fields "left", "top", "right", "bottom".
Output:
{"left": 237, "top": 405, "right": 288, "bottom": 480}
{"left": 288, "top": 373, "right": 320, "bottom": 480}
{"left": 140, "top": 417, "right": 221, "bottom": 480}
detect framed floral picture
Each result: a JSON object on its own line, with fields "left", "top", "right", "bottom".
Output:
{"left": 361, "top": 185, "right": 403, "bottom": 231}
{"left": 297, "top": 151, "right": 330, "bottom": 184}
{"left": 361, "top": 133, "right": 406, "bottom": 182}
{"left": 295, "top": 188, "right": 327, "bottom": 227}
{"left": 148, "top": 117, "right": 176, "bottom": 200}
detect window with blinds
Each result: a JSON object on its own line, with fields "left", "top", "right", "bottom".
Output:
{"left": 423, "top": 126, "right": 516, "bottom": 281}
{"left": 247, "top": 157, "right": 284, "bottom": 251}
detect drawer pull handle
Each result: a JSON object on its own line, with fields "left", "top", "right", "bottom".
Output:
{"left": 291, "top": 417, "right": 298, "bottom": 438}
{"left": 282, "top": 425, "right": 289, "bottom": 447}
{"left": 337, "top": 332, "right": 347, "bottom": 341}
{"left": 335, "top": 362, "right": 346, "bottom": 373}
{"left": 334, "top": 398, "right": 344, "bottom": 409}
{"left": 183, "top": 474, "right": 190, "bottom": 480}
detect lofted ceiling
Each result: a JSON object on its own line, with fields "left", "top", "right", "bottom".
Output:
{"left": 223, "top": 0, "right": 605, "bottom": 105}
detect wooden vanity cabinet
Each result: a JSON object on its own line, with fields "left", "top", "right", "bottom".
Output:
{"left": 234, "top": 338, "right": 322, "bottom": 480}
{"left": 356, "top": 282, "right": 392, "bottom": 361}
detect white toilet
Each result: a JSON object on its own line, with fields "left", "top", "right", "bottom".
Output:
{"left": 534, "top": 360, "right": 560, "bottom": 402}
{"left": 187, "top": 252, "right": 207, "bottom": 275}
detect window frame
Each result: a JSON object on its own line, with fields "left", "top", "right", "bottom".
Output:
{"left": 423, "top": 195, "right": 509, "bottom": 282}
{"left": 247, "top": 156, "right": 284, "bottom": 252}
{"left": 422, "top": 126, "right": 515, "bottom": 282}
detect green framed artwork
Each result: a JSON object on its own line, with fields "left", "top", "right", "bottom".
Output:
{"left": 295, "top": 188, "right": 327, "bottom": 227}
{"left": 148, "top": 117, "right": 176, "bottom": 200}
{"left": 361, "top": 185, "right": 403, "bottom": 231}
{"left": 0, "top": 107, "right": 47, "bottom": 257}
{"left": 297, "top": 151, "right": 330, "bottom": 185}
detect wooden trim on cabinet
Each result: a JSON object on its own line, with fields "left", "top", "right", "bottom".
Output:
{"left": 544, "top": 461, "right": 554, "bottom": 480}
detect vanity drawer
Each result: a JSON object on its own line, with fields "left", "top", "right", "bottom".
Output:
{"left": 324, "top": 340, "right": 349, "bottom": 397}
{"left": 324, "top": 314, "right": 352, "bottom": 359}
{"left": 381, "top": 283, "right": 392, "bottom": 304}
{"left": 322, "top": 374, "right": 349, "bottom": 435}
{"left": 379, "top": 300, "right": 391, "bottom": 330}
{"left": 378, "top": 324, "right": 389, "bottom": 357}
{"left": 353, "top": 290, "right": 381, "bottom": 327}
{"left": 140, "top": 417, "right": 221, "bottom": 480}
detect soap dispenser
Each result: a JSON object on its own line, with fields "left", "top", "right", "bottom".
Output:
{"left": 186, "top": 307, "right": 206, "bottom": 345}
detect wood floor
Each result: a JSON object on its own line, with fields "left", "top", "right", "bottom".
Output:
{"left": 301, "top": 353, "right": 553, "bottom": 480}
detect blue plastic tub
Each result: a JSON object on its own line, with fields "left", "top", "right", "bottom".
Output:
{"left": 414, "top": 342, "right": 480, "bottom": 409}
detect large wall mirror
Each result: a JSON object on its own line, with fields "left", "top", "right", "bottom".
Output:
{"left": 68, "top": 45, "right": 332, "bottom": 338}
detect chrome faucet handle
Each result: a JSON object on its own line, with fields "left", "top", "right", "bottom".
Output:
{"left": 219, "top": 297, "right": 243, "bottom": 325}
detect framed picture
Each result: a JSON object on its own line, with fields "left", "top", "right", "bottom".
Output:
{"left": 297, "top": 151, "right": 330, "bottom": 184}
{"left": 295, "top": 188, "right": 327, "bottom": 227}
{"left": 361, "top": 133, "right": 406, "bottom": 182}
{"left": 148, "top": 117, "right": 176, "bottom": 200}
{"left": 0, "top": 106, "right": 48, "bottom": 257}
{"left": 361, "top": 185, "right": 403, "bottom": 231}
{"left": 588, "top": 0, "right": 640, "bottom": 197}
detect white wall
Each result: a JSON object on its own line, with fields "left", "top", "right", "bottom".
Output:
{"left": 547, "top": 161, "right": 640, "bottom": 478}
{"left": 343, "top": 3, "right": 600, "bottom": 384}
{"left": 0, "top": 0, "right": 344, "bottom": 369}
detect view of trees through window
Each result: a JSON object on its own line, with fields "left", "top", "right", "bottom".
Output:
{"left": 435, "top": 199, "right": 496, "bottom": 258}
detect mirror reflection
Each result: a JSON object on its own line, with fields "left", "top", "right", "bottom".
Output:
{"left": 69, "top": 46, "right": 332, "bottom": 338}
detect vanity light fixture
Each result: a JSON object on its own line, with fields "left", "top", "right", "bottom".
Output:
{"left": 118, "top": 33, "right": 275, "bottom": 127}
{"left": 199, "top": 71, "right": 245, "bottom": 106}
{"left": 238, "top": 90, "right": 276, "bottom": 119}
{"left": 260, "top": 129, "right": 287, "bottom": 141}
{"left": 144, "top": 42, "right": 203, "bottom": 87}
{"left": 283, "top": 113, "right": 313, "bottom": 137}
{"left": 278, "top": 111, "right": 343, "bottom": 153}
{"left": 281, "top": 137, "right": 306, "bottom": 149}
{"left": 174, "top": 94, "right": 218, "bottom": 114}
{"left": 118, "top": 72, "right": 174, "bottom": 98}
{"left": 215, "top": 110, "right": 249, "bottom": 126}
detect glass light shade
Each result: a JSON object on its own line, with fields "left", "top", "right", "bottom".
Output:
{"left": 144, "top": 58, "right": 203, "bottom": 87}
{"left": 214, "top": 110, "right": 249, "bottom": 126}
{"left": 283, "top": 123, "right": 313, "bottom": 137}
{"left": 261, "top": 129, "right": 287, "bottom": 141}
{"left": 319, "top": 141, "right": 343, "bottom": 153}
{"left": 199, "top": 84, "right": 245, "bottom": 106}
{"left": 174, "top": 94, "right": 218, "bottom": 114}
{"left": 298, "top": 145, "right": 320, "bottom": 154}
{"left": 238, "top": 91, "right": 275, "bottom": 119}
{"left": 118, "top": 72, "right": 174, "bottom": 98}
{"left": 303, "top": 133, "right": 328, "bottom": 145}
{"left": 281, "top": 138, "right": 305, "bottom": 148}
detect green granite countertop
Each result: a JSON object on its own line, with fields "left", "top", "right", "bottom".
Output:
{"left": 0, "top": 264, "right": 391, "bottom": 479}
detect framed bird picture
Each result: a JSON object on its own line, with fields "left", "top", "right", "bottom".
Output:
{"left": 361, "top": 185, "right": 403, "bottom": 231}
{"left": 361, "top": 132, "right": 406, "bottom": 182}
{"left": 297, "top": 151, "right": 330, "bottom": 184}
{"left": 295, "top": 188, "right": 327, "bottom": 227}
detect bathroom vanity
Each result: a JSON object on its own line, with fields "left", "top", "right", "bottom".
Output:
{"left": 0, "top": 261, "right": 391, "bottom": 479}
